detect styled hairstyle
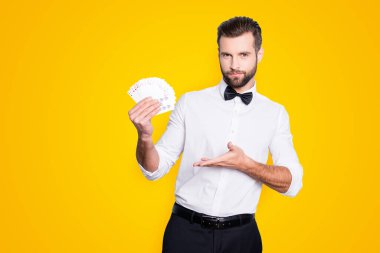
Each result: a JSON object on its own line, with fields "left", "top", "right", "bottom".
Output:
{"left": 217, "top": 16, "right": 262, "bottom": 53}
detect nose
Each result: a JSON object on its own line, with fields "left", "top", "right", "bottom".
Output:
{"left": 230, "top": 57, "right": 240, "bottom": 70}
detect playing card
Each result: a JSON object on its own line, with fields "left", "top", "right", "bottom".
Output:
{"left": 127, "top": 77, "right": 176, "bottom": 115}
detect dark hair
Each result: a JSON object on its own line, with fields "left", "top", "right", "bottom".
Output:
{"left": 217, "top": 16, "right": 262, "bottom": 53}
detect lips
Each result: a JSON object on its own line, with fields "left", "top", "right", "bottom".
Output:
{"left": 229, "top": 73, "right": 243, "bottom": 77}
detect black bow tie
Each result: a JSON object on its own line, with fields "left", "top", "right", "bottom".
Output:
{"left": 224, "top": 85, "right": 253, "bottom": 105}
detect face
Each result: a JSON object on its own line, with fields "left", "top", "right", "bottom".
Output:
{"left": 218, "top": 32, "right": 264, "bottom": 90}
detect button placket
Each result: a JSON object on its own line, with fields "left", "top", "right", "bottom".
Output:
{"left": 229, "top": 100, "right": 240, "bottom": 141}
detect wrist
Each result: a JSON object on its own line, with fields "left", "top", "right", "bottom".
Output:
{"left": 241, "top": 155, "right": 260, "bottom": 172}
{"left": 138, "top": 133, "right": 152, "bottom": 142}
{"left": 239, "top": 154, "right": 251, "bottom": 172}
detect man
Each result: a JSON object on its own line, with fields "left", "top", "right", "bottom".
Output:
{"left": 129, "top": 16, "right": 303, "bottom": 253}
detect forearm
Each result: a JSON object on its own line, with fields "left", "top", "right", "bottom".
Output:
{"left": 239, "top": 156, "right": 292, "bottom": 193}
{"left": 136, "top": 135, "right": 159, "bottom": 173}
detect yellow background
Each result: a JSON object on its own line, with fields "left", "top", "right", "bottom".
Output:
{"left": 1, "top": 0, "right": 379, "bottom": 252}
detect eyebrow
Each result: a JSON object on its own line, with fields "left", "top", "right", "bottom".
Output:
{"left": 220, "top": 51, "right": 252, "bottom": 55}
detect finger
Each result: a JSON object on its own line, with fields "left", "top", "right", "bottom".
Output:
{"left": 193, "top": 157, "right": 210, "bottom": 166}
{"left": 198, "top": 155, "right": 226, "bottom": 166}
{"left": 194, "top": 159, "right": 216, "bottom": 167}
{"left": 130, "top": 99, "right": 160, "bottom": 120}
{"left": 130, "top": 98, "right": 159, "bottom": 118}
{"left": 129, "top": 97, "right": 154, "bottom": 115}
{"left": 193, "top": 162, "right": 211, "bottom": 167}
{"left": 129, "top": 97, "right": 152, "bottom": 114}
{"left": 197, "top": 160, "right": 217, "bottom": 167}
{"left": 140, "top": 105, "right": 161, "bottom": 123}
{"left": 134, "top": 102, "right": 161, "bottom": 123}
{"left": 194, "top": 153, "right": 229, "bottom": 166}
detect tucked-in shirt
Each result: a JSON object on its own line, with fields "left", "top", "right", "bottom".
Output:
{"left": 138, "top": 79, "right": 303, "bottom": 217}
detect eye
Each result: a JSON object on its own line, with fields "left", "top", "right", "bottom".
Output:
{"left": 241, "top": 53, "right": 248, "bottom": 57}
{"left": 221, "top": 53, "right": 231, "bottom": 58}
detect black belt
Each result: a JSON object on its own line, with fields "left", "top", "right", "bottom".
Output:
{"left": 172, "top": 202, "right": 255, "bottom": 230}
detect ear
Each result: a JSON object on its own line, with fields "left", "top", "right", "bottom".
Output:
{"left": 257, "top": 47, "right": 264, "bottom": 63}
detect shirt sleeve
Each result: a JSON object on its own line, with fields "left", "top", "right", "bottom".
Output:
{"left": 138, "top": 93, "right": 187, "bottom": 181}
{"left": 269, "top": 105, "right": 303, "bottom": 197}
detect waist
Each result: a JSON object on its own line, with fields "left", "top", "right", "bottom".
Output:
{"left": 172, "top": 202, "right": 255, "bottom": 230}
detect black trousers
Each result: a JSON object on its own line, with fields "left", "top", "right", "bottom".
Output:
{"left": 162, "top": 208, "right": 262, "bottom": 253}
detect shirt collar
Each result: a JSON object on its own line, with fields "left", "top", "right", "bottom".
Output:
{"left": 218, "top": 78, "right": 257, "bottom": 103}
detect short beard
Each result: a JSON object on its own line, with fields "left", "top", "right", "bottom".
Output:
{"left": 221, "top": 57, "right": 258, "bottom": 90}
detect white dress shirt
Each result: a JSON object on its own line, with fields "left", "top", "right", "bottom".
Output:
{"left": 138, "top": 79, "right": 303, "bottom": 217}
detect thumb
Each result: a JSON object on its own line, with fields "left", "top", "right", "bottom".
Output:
{"left": 227, "top": 141, "right": 235, "bottom": 150}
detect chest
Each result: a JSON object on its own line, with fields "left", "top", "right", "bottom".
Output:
{"left": 185, "top": 102, "right": 277, "bottom": 157}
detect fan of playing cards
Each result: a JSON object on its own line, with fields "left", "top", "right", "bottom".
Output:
{"left": 128, "top": 77, "right": 176, "bottom": 115}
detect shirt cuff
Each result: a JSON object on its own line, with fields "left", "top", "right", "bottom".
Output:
{"left": 137, "top": 162, "right": 162, "bottom": 181}
{"left": 137, "top": 147, "right": 170, "bottom": 181}
{"left": 279, "top": 163, "right": 303, "bottom": 197}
